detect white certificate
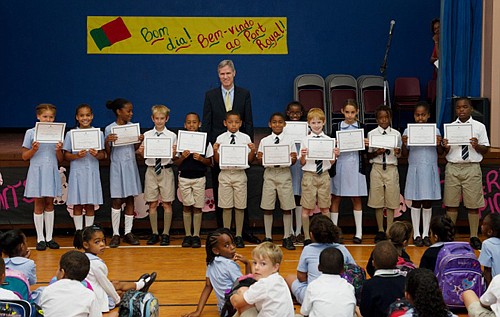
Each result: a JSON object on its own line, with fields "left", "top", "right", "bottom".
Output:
{"left": 407, "top": 124, "right": 436, "bottom": 146}
{"left": 144, "top": 137, "right": 172, "bottom": 159}
{"left": 177, "top": 130, "right": 207, "bottom": 155}
{"left": 34, "top": 122, "right": 66, "bottom": 143}
{"left": 369, "top": 134, "right": 398, "bottom": 149}
{"left": 70, "top": 128, "right": 102, "bottom": 151}
{"left": 219, "top": 144, "right": 248, "bottom": 167}
{"left": 306, "top": 138, "right": 335, "bottom": 160}
{"left": 336, "top": 129, "right": 365, "bottom": 152}
{"left": 444, "top": 123, "right": 473, "bottom": 145}
{"left": 284, "top": 121, "right": 308, "bottom": 142}
{"left": 263, "top": 145, "right": 291, "bottom": 166}
{"left": 111, "top": 123, "right": 141, "bottom": 146}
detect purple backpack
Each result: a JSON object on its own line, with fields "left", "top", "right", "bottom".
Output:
{"left": 434, "top": 242, "right": 485, "bottom": 308}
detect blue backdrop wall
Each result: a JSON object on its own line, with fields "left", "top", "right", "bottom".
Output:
{"left": 0, "top": 1, "right": 439, "bottom": 129}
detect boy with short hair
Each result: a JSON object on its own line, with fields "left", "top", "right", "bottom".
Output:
{"left": 213, "top": 110, "right": 256, "bottom": 248}
{"left": 360, "top": 241, "right": 406, "bottom": 317}
{"left": 174, "top": 112, "right": 213, "bottom": 248}
{"left": 230, "top": 242, "right": 294, "bottom": 317}
{"left": 257, "top": 112, "right": 297, "bottom": 250}
{"left": 139, "top": 105, "right": 177, "bottom": 246}
{"left": 442, "top": 97, "right": 490, "bottom": 250}
{"left": 0, "top": 259, "right": 20, "bottom": 300}
{"left": 300, "top": 247, "right": 356, "bottom": 317}
{"left": 300, "top": 108, "right": 337, "bottom": 245}
{"left": 39, "top": 250, "right": 101, "bottom": 317}
{"left": 367, "top": 105, "right": 402, "bottom": 243}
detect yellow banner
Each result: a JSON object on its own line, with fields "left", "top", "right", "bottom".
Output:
{"left": 87, "top": 16, "right": 288, "bottom": 54}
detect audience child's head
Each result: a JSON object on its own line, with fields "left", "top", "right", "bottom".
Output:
{"left": 405, "top": 268, "right": 449, "bottom": 317}
{"left": 184, "top": 112, "right": 201, "bottom": 132}
{"left": 454, "top": 97, "right": 473, "bottom": 123}
{"left": 388, "top": 221, "right": 413, "bottom": 254}
{"left": 318, "top": 247, "right": 344, "bottom": 275}
{"left": 73, "top": 225, "right": 106, "bottom": 255}
{"left": 372, "top": 240, "right": 399, "bottom": 270}
{"left": 36, "top": 103, "right": 57, "bottom": 123}
{"left": 481, "top": 213, "right": 500, "bottom": 239}
{"left": 341, "top": 99, "right": 359, "bottom": 124}
{"left": 430, "top": 215, "right": 455, "bottom": 243}
{"left": 205, "top": 228, "right": 236, "bottom": 265}
{"left": 268, "top": 112, "right": 286, "bottom": 135}
{"left": 106, "top": 98, "right": 133, "bottom": 122}
{"left": 251, "top": 242, "right": 283, "bottom": 280}
{"left": 57, "top": 250, "right": 91, "bottom": 282}
{"left": 224, "top": 110, "right": 242, "bottom": 133}
{"left": 151, "top": 104, "right": 170, "bottom": 130}
{"left": 310, "top": 215, "right": 341, "bottom": 244}
{"left": 0, "top": 229, "right": 29, "bottom": 258}
{"left": 375, "top": 105, "right": 392, "bottom": 129}
{"left": 306, "top": 108, "right": 326, "bottom": 135}
{"left": 74, "top": 104, "right": 94, "bottom": 128}
{"left": 285, "top": 101, "right": 306, "bottom": 121}
{"left": 413, "top": 101, "right": 431, "bottom": 124}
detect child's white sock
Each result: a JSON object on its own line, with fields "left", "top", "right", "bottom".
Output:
{"left": 44, "top": 211, "right": 55, "bottom": 241}
{"left": 422, "top": 208, "right": 432, "bottom": 237}
{"left": 294, "top": 206, "right": 302, "bottom": 236}
{"left": 34, "top": 213, "right": 45, "bottom": 242}
{"left": 353, "top": 210, "right": 363, "bottom": 238}
{"left": 264, "top": 214, "right": 273, "bottom": 239}
{"left": 73, "top": 215, "right": 83, "bottom": 231}
{"left": 330, "top": 212, "right": 339, "bottom": 225}
{"left": 283, "top": 213, "right": 292, "bottom": 239}
{"left": 111, "top": 208, "right": 121, "bottom": 236}
{"left": 124, "top": 215, "right": 134, "bottom": 235}
{"left": 411, "top": 207, "right": 421, "bottom": 238}
{"left": 85, "top": 215, "right": 95, "bottom": 227}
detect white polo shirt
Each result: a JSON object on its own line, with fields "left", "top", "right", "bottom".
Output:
{"left": 368, "top": 126, "right": 402, "bottom": 166}
{"left": 445, "top": 117, "right": 489, "bottom": 163}
{"left": 258, "top": 132, "right": 296, "bottom": 168}
{"left": 142, "top": 127, "right": 177, "bottom": 166}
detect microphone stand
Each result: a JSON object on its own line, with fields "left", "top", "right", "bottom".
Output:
{"left": 380, "top": 24, "right": 394, "bottom": 106}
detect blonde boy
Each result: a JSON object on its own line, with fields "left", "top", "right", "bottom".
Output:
{"left": 213, "top": 110, "right": 256, "bottom": 248}
{"left": 299, "top": 108, "right": 337, "bottom": 245}
{"left": 139, "top": 105, "right": 177, "bottom": 246}
{"left": 230, "top": 242, "right": 294, "bottom": 317}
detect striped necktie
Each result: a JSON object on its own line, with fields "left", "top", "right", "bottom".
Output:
{"left": 154, "top": 132, "right": 162, "bottom": 175}
{"left": 275, "top": 136, "right": 279, "bottom": 144}
{"left": 462, "top": 145, "right": 469, "bottom": 160}
{"left": 382, "top": 130, "right": 387, "bottom": 170}
{"left": 230, "top": 134, "right": 236, "bottom": 144}
{"left": 314, "top": 135, "right": 322, "bottom": 175}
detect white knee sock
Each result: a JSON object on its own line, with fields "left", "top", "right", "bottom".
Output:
{"left": 34, "top": 213, "right": 45, "bottom": 242}
{"left": 264, "top": 214, "right": 273, "bottom": 239}
{"left": 411, "top": 207, "right": 421, "bottom": 238}
{"left": 73, "top": 215, "right": 83, "bottom": 231}
{"left": 353, "top": 210, "right": 363, "bottom": 238}
{"left": 124, "top": 215, "right": 134, "bottom": 235}
{"left": 422, "top": 208, "right": 432, "bottom": 237}
{"left": 111, "top": 208, "right": 121, "bottom": 236}
{"left": 283, "top": 214, "right": 292, "bottom": 239}
{"left": 85, "top": 215, "right": 95, "bottom": 227}
{"left": 330, "top": 212, "right": 339, "bottom": 225}
{"left": 44, "top": 211, "right": 55, "bottom": 241}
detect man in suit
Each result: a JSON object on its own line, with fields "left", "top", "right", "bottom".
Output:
{"left": 202, "top": 60, "right": 260, "bottom": 245}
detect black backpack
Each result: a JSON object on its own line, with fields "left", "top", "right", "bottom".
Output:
{"left": 219, "top": 275, "right": 256, "bottom": 317}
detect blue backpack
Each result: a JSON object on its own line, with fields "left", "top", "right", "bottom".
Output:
{"left": 118, "top": 290, "right": 159, "bottom": 317}
{"left": 434, "top": 242, "right": 485, "bottom": 308}
{"left": 1, "top": 268, "right": 31, "bottom": 301}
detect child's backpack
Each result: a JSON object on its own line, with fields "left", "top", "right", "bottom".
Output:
{"left": 219, "top": 274, "right": 256, "bottom": 317}
{"left": 0, "top": 299, "right": 43, "bottom": 317}
{"left": 396, "top": 256, "right": 416, "bottom": 276}
{"left": 340, "top": 263, "right": 366, "bottom": 306}
{"left": 1, "top": 268, "right": 31, "bottom": 301}
{"left": 118, "top": 290, "right": 159, "bottom": 317}
{"left": 434, "top": 241, "right": 485, "bottom": 308}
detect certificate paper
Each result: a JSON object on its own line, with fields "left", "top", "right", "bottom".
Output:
{"left": 369, "top": 134, "right": 398, "bottom": 149}
{"left": 112, "top": 123, "right": 141, "bottom": 146}
{"left": 444, "top": 123, "right": 473, "bottom": 145}
{"left": 144, "top": 137, "right": 172, "bottom": 159}
{"left": 34, "top": 122, "right": 66, "bottom": 143}
{"left": 284, "top": 121, "right": 308, "bottom": 142}
{"left": 263, "top": 145, "right": 291, "bottom": 166}
{"left": 219, "top": 144, "right": 248, "bottom": 167}
{"left": 177, "top": 130, "right": 207, "bottom": 155}
{"left": 306, "top": 138, "right": 335, "bottom": 160}
{"left": 336, "top": 129, "right": 365, "bottom": 152}
{"left": 407, "top": 124, "right": 436, "bottom": 146}
{"left": 70, "top": 128, "right": 102, "bottom": 151}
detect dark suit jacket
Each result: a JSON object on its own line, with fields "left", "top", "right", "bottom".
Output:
{"left": 202, "top": 86, "right": 254, "bottom": 143}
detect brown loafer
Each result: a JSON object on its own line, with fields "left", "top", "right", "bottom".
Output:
{"left": 109, "top": 235, "right": 121, "bottom": 248}
{"left": 124, "top": 232, "right": 140, "bottom": 245}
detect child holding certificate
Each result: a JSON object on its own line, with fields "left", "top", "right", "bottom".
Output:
{"left": 256, "top": 112, "right": 297, "bottom": 250}
{"left": 175, "top": 112, "right": 213, "bottom": 248}
{"left": 300, "top": 108, "right": 337, "bottom": 246}
{"left": 22, "top": 103, "right": 63, "bottom": 251}
{"left": 366, "top": 105, "right": 402, "bottom": 243}
{"left": 105, "top": 98, "right": 143, "bottom": 247}
{"left": 213, "top": 110, "right": 256, "bottom": 248}
{"left": 63, "top": 104, "right": 105, "bottom": 234}
{"left": 401, "top": 101, "right": 442, "bottom": 247}
{"left": 329, "top": 99, "right": 367, "bottom": 244}
{"left": 138, "top": 105, "right": 177, "bottom": 246}
{"left": 442, "top": 97, "right": 490, "bottom": 250}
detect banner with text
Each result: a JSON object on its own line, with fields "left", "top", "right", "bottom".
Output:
{"left": 87, "top": 16, "right": 288, "bottom": 54}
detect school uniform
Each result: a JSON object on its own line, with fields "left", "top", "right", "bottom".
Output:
{"left": 85, "top": 253, "right": 120, "bottom": 312}
{"left": 142, "top": 127, "right": 177, "bottom": 202}
{"left": 63, "top": 128, "right": 104, "bottom": 205}
{"left": 367, "top": 126, "right": 402, "bottom": 210}
{"left": 22, "top": 128, "right": 62, "bottom": 198}
{"left": 104, "top": 122, "right": 142, "bottom": 198}
{"left": 290, "top": 142, "right": 303, "bottom": 195}
{"left": 479, "top": 237, "right": 500, "bottom": 278}
{"left": 403, "top": 127, "right": 441, "bottom": 201}
{"left": 0, "top": 288, "right": 19, "bottom": 300}
{"left": 359, "top": 269, "right": 406, "bottom": 317}
{"left": 206, "top": 256, "right": 243, "bottom": 312}
{"left": 215, "top": 131, "right": 251, "bottom": 209}
{"left": 419, "top": 241, "right": 445, "bottom": 271}
{"left": 4, "top": 257, "right": 36, "bottom": 285}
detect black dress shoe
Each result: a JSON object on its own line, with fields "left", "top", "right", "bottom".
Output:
{"left": 160, "top": 234, "right": 170, "bottom": 246}
{"left": 182, "top": 236, "right": 193, "bottom": 248}
{"left": 124, "top": 233, "right": 140, "bottom": 245}
{"left": 470, "top": 237, "right": 482, "bottom": 250}
{"left": 303, "top": 239, "right": 313, "bottom": 246}
{"left": 141, "top": 272, "right": 157, "bottom": 292}
{"left": 191, "top": 236, "right": 201, "bottom": 248}
{"left": 147, "top": 234, "right": 160, "bottom": 245}
{"left": 423, "top": 236, "right": 431, "bottom": 247}
{"left": 36, "top": 241, "right": 47, "bottom": 251}
{"left": 242, "top": 232, "right": 261, "bottom": 244}
{"left": 46, "top": 240, "right": 60, "bottom": 249}
{"left": 413, "top": 236, "right": 423, "bottom": 247}
{"left": 235, "top": 236, "right": 245, "bottom": 248}
{"left": 263, "top": 237, "right": 273, "bottom": 243}
{"left": 109, "top": 235, "right": 121, "bottom": 248}
{"left": 374, "top": 231, "right": 387, "bottom": 243}
{"left": 352, "top": 236, "right": 362, "bottom": 244}
{"left": 282, "top": 237, "right": 296, "bottom": 250}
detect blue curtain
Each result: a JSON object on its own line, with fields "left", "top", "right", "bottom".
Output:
{"left": 437, "top": 0, "right": 482, "bottom": 128}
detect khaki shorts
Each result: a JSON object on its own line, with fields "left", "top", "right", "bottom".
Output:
{"left": 178, "top": 176, "right": 206, "bottom": 208}
{"left": 218, "top": 169, "right": 247, "bottom": 209}
{"left": 467, "top": 301, "right": 495, "bottom": 317}
{"left": 443, "top": 163, "right": 485, "bottom": 209}
{"left": 260, "top": 167, "right": 296, "bottom": 211}
{"left": 144, "top": 166, "right": 175, "bottom": 202}
{"left": 300, "top": 171, "right": 331, "bottom": 209}
{"left": 367, "top": 164, "right": 401, "bottom": 209}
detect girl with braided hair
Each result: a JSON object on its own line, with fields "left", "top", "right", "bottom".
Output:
{"left": 419, "top": 214, "right": 455, "bottom": 271}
